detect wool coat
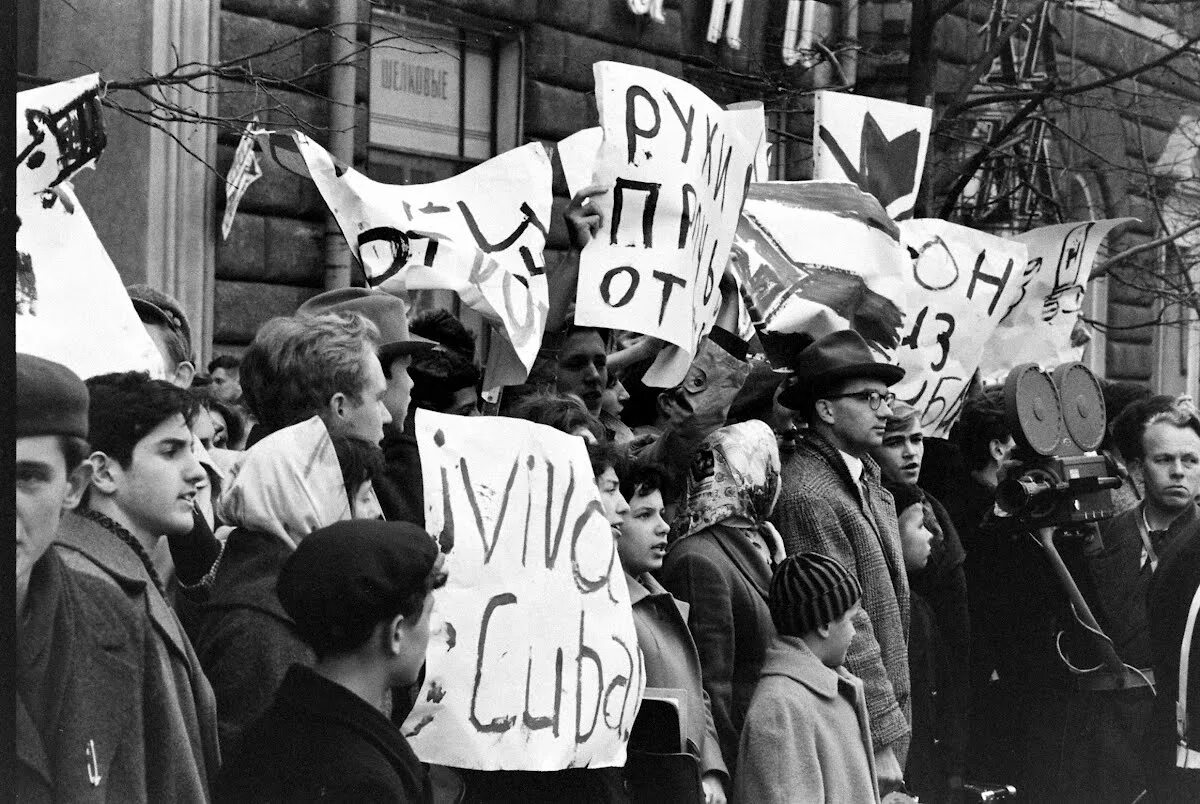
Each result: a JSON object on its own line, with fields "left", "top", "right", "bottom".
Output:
{"left": 54, "top": 511, "right": 221, "bottom": 802}
{"left": 771, "top": 430, "right": 912, "bottom": 762}
{"left": 658, "top": 523, "right": 775, "bottom": 777}
{"left": 216, "top": 664, "right": 430, "bottom": 803}
{"left": 17, "top": 549, "right": 147, "bottom": 802}
{"left": 735, "top": 636, "right": 881, "bottom": 804}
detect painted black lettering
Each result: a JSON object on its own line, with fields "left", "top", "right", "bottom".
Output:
{"left": 678, "top": 184, "right": 697, "bottom": 248}
{"left": 610, "top": 178, "right": 661, "bottom": 248}
{"left": 599, "top": 266, "right": 640, "bottom": 308}
{"left": 662, "top": 89, "right": 695, "bottom": 163}
{"left": 624, "top": 85, "right": 661, "bottom": 164}
{"left": 469, "top": 593, "right": 519, "bottom": 733}
{"left": 966, "top": 252, "right": 1014, "bottom": 315}
{"left": 652, "top": 270, "right": 686, "bottom": 325}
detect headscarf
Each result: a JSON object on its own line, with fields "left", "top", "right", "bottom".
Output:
{"left": 675, "top": 419, "right": 781, "bottom": 539}
{"left": 216, "top": 415, "right": 382, "bottom": 549}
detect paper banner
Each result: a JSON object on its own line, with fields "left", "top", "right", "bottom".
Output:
{"left": 222, "top": 118, "right": 263, "bottom": 239}
{"left": 16, "top": 74, "right": 107, "bottom": 198}
{"left": 979, "top": 218, "right": 1135, "bottom": 382}
{"left": 16, "top": 184, "right": 162, "bottom": 379}
{"left": 405, "top": 410, "right": 644, "bottom": 770}
{"left": 558, "top": 127, "right": 603, "bottom": 198}
{"left": 295, "top": 134, "right": 552, "bottom": 388}
{"left": 732, "top": 181, "right": 910, "bottom": 352}
{"left": 813, "top": 91, "right": 932, "bottom": 221}
{"left": 892, "top": 219, "right": 1028, "bottom": 437}
{"left": 577, "top": 62, "right": 762, "bottom": 387}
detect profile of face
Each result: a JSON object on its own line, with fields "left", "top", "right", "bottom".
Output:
{"left": 817, "top": 378, "right": 894, "bottom": 454}
{"left": 207, "top": 407, "right": 229, "bottom": 450}
{"left": 192, "top": 406, "right": 217, "bottom": 451}
{"left": 446, "top": 386, "right": 479, "bottom": 417}
{"left": 381, "top": 354, "right": 413, "bottom": 426}
{"left": 1139, "top": 422, "right": 1200, "bottom": 514}
{"left": 619, "top": 488, "right": 670, "bottom": 576}
{"left": 91, "top": 412, "right": 206, "bottom": 540}
{"left": 873, "top": 419, "right": 924, "bottom": 485}
{"left": 333, "top": 347, "right": 393, "bottom": 443}
{"left": 16, "top": 436, "right": 89, "bottom": 592}
{"left": 557, "top": 331, "right": 608, "bottom": 416}
{"left": 898, "top": 502, "right": 934, "bottom": 571}
{"left": 819, "top": 601, "right": 860, "bottom": 667}
{"left": 601, "top": 376, "right": 629, "bottom": 418}
{"left": 143, "top": 321, "right": 194, "bottom": 389}
{"left": 595, "top": 466, "right": 629, "bottom": 541}
{"left": 210, "top": 367, "right": 242, "bottom": 404}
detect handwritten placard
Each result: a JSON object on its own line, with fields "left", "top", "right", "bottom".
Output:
{"left": 405, "top": 410, "right": 644, "bottom": 770}
{"left": 296, "top": 135, "right": 552, "bottom": 388}
{"left": 893, "top": 219, "right": 1028, "bottom": 436}
{"left": 979, "top": 218, "right": 1135, "bottom": 381}
{"left": 577, "top": 62, "right": 762, "bottom": 387}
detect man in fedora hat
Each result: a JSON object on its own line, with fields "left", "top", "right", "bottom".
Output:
{"left": 771, "top": 329, "right": 913, "bottom": 795}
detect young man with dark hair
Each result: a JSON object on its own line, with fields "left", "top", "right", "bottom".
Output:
{"left": 53, "top": 370, "right": 220, "bottom": 800}
{"left": 215, "top": 520, "right": 446, "bottom": 802}
{"left": 770, "top": 329, "right": 911, "bottom": 794}
{"left": 206, "top": 354, "right": 242, "bottom": 405}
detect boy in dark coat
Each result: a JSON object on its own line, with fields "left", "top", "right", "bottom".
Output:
{"left": 216, "top": 519, "right": 446, "bottom": 802}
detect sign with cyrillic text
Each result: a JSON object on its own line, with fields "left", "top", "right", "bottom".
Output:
{"left": 406, "top": 410, "right": 644, "bottom": 770}
{"left": 577, "top": 62, "right": 762, "bottom": 387}
{"left": 296, "top": 135, "right": 551, "bottom": 388}
{"left": 980, "top": 218, "right": 1135, "bottom": 381}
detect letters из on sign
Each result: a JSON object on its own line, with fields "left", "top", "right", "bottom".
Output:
{"left": 894, "top": 219, "right": 1028, "bottom": 437}
{"left": 295, "top": 134, "right": 553, "bottom": 389}
{"left": 406, "top": 411, "right": 644, "bottom": 770}
{"left": 576, "top": 62, "right": 763, "bottom": 387}
{"left": 978, "top": 218, "right": 1135, "bottom": 382}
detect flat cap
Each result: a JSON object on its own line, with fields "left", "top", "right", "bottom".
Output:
{"left": 127, "top": 284, "right": 193, "bottom": 357}
{"left": 298, "top": 288, "right": 436, "bottom": 367}
{"left": 278, "top": 520, "right": 440, "bottom": 654}
{"left": 17, "top": 353, "right": 89, "bottom": 440}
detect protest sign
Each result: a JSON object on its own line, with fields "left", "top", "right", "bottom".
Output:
{"left": 558, "top": 126, "right": 603, "bottom": 198}
{"left": 732, "top": 181, "right": 910, "bottom": 352}
{"left": 16, "top": 76, "right": 161, "bottom": 379}
{"left": 577, "top": 62, "right": 762, "bottom": 387}
{"left": 406, "top": 410, "right": 644, "bottom": 770}
{"left": 813, "top": 91, "right": 932, "bottom": 221}
{"left": 295, "top": 134, "right": 552, "bottom": 387}
{"left": 979, "top": 218, "right": 1135, "bottom": 382}
{"left": 893, "top": 219, "right": 1028, "bottom": 436}
{"left": 222, "top": 118, "right": 263, "bottom": 239}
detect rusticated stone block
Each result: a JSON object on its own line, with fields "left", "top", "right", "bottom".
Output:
{"left": 217, "top": 211, "right": 267, "bottom": 280}
{"left": 537, "top": 0, "right": 683, "bottom": 58}
{"left": 215, "top": 141, "right": 325, "bottom": 220}
{"left": 524, "top": 79, "right": 594, "bottom": 141}
{"left": 214, "top": 279, "right": 324, "bottom": 344}
{"left": 265, "top": 216, "right": 326, "bottom": 286}
{"left": 1106, "top": 340, "right": 1153, "bottom": 380}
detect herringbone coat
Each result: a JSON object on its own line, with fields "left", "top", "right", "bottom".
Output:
{"left": 771, "top": 430, "right": 912, "bottom": 763}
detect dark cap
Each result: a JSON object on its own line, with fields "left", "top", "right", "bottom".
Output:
{"left": 887, "top": 482, "right": 925, "bottom": 516}
{"left": 777, "top": 330, "right": 905, "bottom": 410}
{"left": 126, "top": 284, "right": 193, "bottom": 357}
{"left": 17, "top": 353, "right": 90, "bottom": 440}
{"left": 298, "top": 288, "right": 437, "bottom": 367}
{"left": 769, "top": 552, "right": 862, "bottom": 637}
{"left": 277, "top": 520, "right": 440, "bottom": 654}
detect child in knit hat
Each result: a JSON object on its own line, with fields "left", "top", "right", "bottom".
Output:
{"left": 735, "top": 552, "right": 882, "bottom": 804}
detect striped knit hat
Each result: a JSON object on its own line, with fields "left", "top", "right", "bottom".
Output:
{"left": 770, "top": 552, "right": 862, "bottom": 637}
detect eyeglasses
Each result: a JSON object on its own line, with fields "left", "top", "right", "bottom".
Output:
{"left": 824, "top": 390, "right": 896, "bottom": 411}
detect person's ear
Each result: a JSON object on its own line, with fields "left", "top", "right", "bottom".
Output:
{"left": 327, "top": 391, "right": 349, "bottom": 423}
{"left": 171, "top": 361, "right": 196, "bottom": 389}
{"left": 87, "top": 452, "right": 121, "bottom": 495}
{"left": 815, "top": 398, "right": 837, "bottom": 426}
{"left": 815, "top": 621, "right": 833, "bottom": 640}
{"left": 384, "top": 613, "right": 407, "bottom": 656}
{"left": 62, "top": 461, "right": 93, "bottom": 511}
{"left": 988, "top": 438, "right": 1008, "bottom": 465}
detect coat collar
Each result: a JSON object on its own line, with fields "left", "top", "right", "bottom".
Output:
{"left": 626, "top": 572, "right": 689, "bottom": 621}
{"left": 797, "top": 431, "right": 883, "bottom": 492}
{"left": 759, "top": 635, "right": 860, "bottom": 702}
{"left": 704, "top": 524, "right": 772, "bottom": 600}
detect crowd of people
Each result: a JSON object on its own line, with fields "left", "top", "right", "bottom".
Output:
{"left": 15, "top": 189, "right": 1200, "bottom": 803}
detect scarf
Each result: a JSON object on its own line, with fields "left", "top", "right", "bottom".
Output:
{"left": 674, "top": 419, "right": 781, "bottom": 540}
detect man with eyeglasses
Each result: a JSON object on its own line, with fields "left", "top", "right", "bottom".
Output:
{"left": 770, "top": 329, "right": 914, "bottom": 798}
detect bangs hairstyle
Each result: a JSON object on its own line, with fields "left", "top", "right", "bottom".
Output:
{"left": 884, "top": 401, "right": 920, "bottom": 433}
{"left": 240, "top": 313, "right": 380, "bottom": 433}
{"left": 620, "top": 463, "right": 670, "bottom": 505}
{"left": 85, "top": 372, "right": 195, "bottom": 468}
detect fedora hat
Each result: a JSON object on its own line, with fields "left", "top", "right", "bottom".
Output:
{"left": 298, "top": 288, "right": 437, "bottom": 366}
{"left": 777, "top": 329, "right": 905, "bottom": 410}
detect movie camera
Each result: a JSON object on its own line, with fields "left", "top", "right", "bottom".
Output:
{"left": 992, "top": 362, "right": 1123, "bottom": 530}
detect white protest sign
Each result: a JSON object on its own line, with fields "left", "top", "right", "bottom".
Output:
{"left": 813, "top": 91, "right": 932, "bottom": 221}
{"left": 16, "top": 184, "right": 162, "bottom": 379}
{"left": 406, "top": 410, "right": 644, "bottom": 770}
{"left": 980, "top": 218, "right": 1135, "bottom": 382}
{"left": 577, "top": 62, "right": 762, "bottom": 387}
{"left": 893, "top": 219, "right": 1028, "bottom": 437}
{"left": 16, "top": 74, "right": 107, "bottom": 198}
{"left": 558, "top": 127, "right": 604, "bottom": 198}
{"left": 295, "top": 135, "right": 552, "bottom": 388}
{"left": 222, "top": 118, "right": 263, "bottom": 239}
{"left": 733, "top": 181, "right": 910, "bottom": 352}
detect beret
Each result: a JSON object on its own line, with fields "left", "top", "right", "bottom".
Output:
{"left": 126, "top": 284, "right": 193, "bottom": 357}
{"left": 297, "top": 288, "right": 436, "bottom": 367}
{"left": 17, "top": 353, "right": 89, "bottom": 440}
{"left": 278, "top": 519, "right": 440, "bottom": 653}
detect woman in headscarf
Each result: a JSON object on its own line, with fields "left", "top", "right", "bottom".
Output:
{"left": 657, "top": 419, "right": 783, "bottom": 779}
